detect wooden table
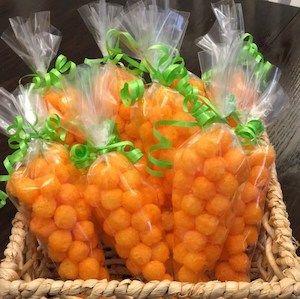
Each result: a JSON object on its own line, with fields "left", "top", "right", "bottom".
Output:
{"left": 0, "top": 0, "right": 299, "bottom": 257}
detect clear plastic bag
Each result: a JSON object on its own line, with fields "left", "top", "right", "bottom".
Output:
{"left": 196, "top": 0, "right": 288, "bottom": 282}
{"left": 0, "top": 86, "right": 108, "bottom": 281}
{"left": 171, "top": 124, "right": 249, "bottom": 282}
{"left": 62, "top": 65, "right": 173, "bottom": 281}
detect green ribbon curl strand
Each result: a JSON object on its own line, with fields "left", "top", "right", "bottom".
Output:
{"left": 235, "top": 119, "right": 265, "bottom": 144}
{"left": 120, "top": 79, "right": 145, "bottom": 107}
{"left": 32, "top": 54, "right": 76, "bottom": 89}
{"left": 0, "top": 114, "right": 66, "bottom": 206}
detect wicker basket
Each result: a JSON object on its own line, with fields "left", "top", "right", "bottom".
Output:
{"left": 0, "top": 167, "right": 300, "bottom": 298}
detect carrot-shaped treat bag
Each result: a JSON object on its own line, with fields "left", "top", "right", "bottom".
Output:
{"left": 196, "top": 0, "right": 288, "bottom": 282}
{"left": 78, "top": 0, "right": 144, "bottom": 127}
{"left": 0, "top": 85, "right": 108, "bottom": 281}
{"left": 64, "top": 65, "right": 172, "bottom": 281}
{"left": 1, "top": 11, "right": 81, "bottom": 145}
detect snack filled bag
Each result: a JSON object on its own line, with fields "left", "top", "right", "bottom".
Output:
{"left": 0, "top": 85, "right": 108, "bottom": 280}
{"left": 196, "top": 0, "right": 288, "bottom": 282}
{"left": 1, "top": 11, "right": 82, "bottom": 146}
{"left": 63, "top": 65, "right": 172, "bottom": 281}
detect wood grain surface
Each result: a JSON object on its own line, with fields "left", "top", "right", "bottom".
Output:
{"left": 0, "top": 0, "right": 299, "bottom": 257}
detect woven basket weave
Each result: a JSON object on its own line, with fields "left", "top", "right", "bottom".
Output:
{"left": 0, "top": 167, "right": 300, "bottom": 298}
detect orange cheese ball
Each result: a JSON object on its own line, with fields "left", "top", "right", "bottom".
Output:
{"left": 183, "top": 252, "right": 207, "bottom": 273}
{"left": 126, "top": 259, "right": 141, "bottom": 275}
{"left": 209, "top": 225, "right": 227, "bottom": 245}
{"left": 229, "top": 217, "right": 245, "bottom": 235}
{"left": 195, "top": 213, "right": 219, "bottom": 236}
{"left": 151, "top": 242, "right": 170, "bottom": 263}
{"left": 173, "top": 170, "right": 193, "bottom": 193}
{"left": 44, "top": 144, "right": 69, "bottom": 164}
{"left": 57, "top": 184, "right": 80, "bottom": 205}
{"left": 107, "top": 208, "right": 131, "bottom": 231}
{"left": 166, "top": 233, "right": 174, "bottom": 250}
{"left": 206, "top": 194, "right": 231, "bottom": 216}
{"left": 129, "top": 243, "right": 152, "bottom": 266}
{"left": 215, "top": 262, "right": 237, "bottom": 281}
{"left": 177, "top": 266, "right": 198, "bottom": 283}
{"left": 183, "top": 230, "right": 207, "bottom": 252}
{"left": 35, "top": 174, "right": 60, "bottom": 198}
{"left": 229, "top": 253, "right": 250, "bottom": 272}
{"left": 142, "top": 261, "right": 166, "bottom": 281}
{"left": 73, "top": 221, "right": 95, "bottom": 241}
{"left": 235, "top": 198, "right": 246, "bottom": 216}
{"left": 216, "top": 173, "right": 238, "bottom": 197}
{"left": 195, "top": 134, "right": 220, "bottom": 159}
{"left": 32, "top": 195, "right": 57, "bottom": 218}
{"left": 90, "top": 248, "right": 105, "bottom": 264}
{"left": 13, "top": 177, "right": 40, "bottom": 206}
{"left": 27, "top": 158, "right": 49, "bottom": 179}
{"left": 78, "top": 257, "right": 101, "bottom": 280}
{"left": 177, "top": 148, "right": 204, "bottom": 176}
{"left": 74, "top": 199, "right": 92, "bottom": 221}
{"left": 203, "top": 157, "right": 226, "bottom": 182}
{"left": 244, "top": 225, "right": 259, "bottom": 245}
{"left": 48, "top": 248, "right": 67, "bottom": 263}
{"left": 68, "top": 241, "right": 89, "bottom": 263}
{"left": 48, "top": 230, "right": 72, "bottom": 253}
{"left": 161, "top": 211, "right": 174, "bottom": 232}
{"left": 224, "top": 148, "right": 247, "bottom": 175}
{"left": 84, "top": 184, "right": 102, "bottom": 207}
{"left": 143, "top": 204, "right": 161, "bottom": 223}
{"left": 241, "top": 182, "right": 260, "bottom": 203}
{"left": 94, "top": 163, "right": 120, "bottom": 190}
{"left": 115, "top": 244, "right": 131, "bottom": 259}
{"left": 121, "top": 190, "right": 144, "bottom": 213}
{"left": 174, "top": 211, "right": 195, "bottom": 230}
{"left": 140, "top": 226, "right": 162, "bottom": 246}
{"left": 115, "top": 227, "right": 140, "bottom": 248}
{"left": 173, "top": 243, "right": 188, "bottom": 264}
{"left": 54, "top": 163, "right": 74, "bottom": 184}
{"left": 249, "top": 147, "right": 275, "bottom": 168}
{"left": 120, "top": 169, "right": 141, "bottom": 190}
{"left": 131, "top": 210, "right": 152, "bottom": 232}
{"left": 30, "top": 217, "right": 57, "bottom": 240}
{"left": 192, "top": 177, "right": 216, "bottom": 200}
{"left": 243, "top": 203, "right": 263, "bottom": 225}
{"left": 225, "top": 234, "right": 247, "bottom": 255}
{"left": 248, "top": 166, "right": 270, "bottom": 188}
{"left": 54, "top": 205, "right": 77, "bottom": 229}
{"left": 98, "top": 267, "right": 109, "bottom": 280}
{"left": 101, "top": 189, "right": 123, "bottom": 211}
{"left": 205, "top": 245, "right": 222, "bottom": 266}
{"left": 181, "top": 194, "right": 204, "bottom": 216}
{"left": 58, "top": 258, "right": 79, "bottom": 280}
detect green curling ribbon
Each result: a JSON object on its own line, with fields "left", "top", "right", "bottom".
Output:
{"left": 201, "top": 69, "right": 213, "bottom": 85}
{"left": 0, "top": 114, "right": 66, "bottom": 206}
{"left": 120, "top": 79, "right": 144, "bottom": 107}
{"left": 235, "top": 119, "right": 265, "bottom": 144}
{"left": 32, "top": 54, "right": 76, "bottom": 89}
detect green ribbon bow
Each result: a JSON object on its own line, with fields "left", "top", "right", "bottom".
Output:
{"left": 32, "top": 54, "right": 76, "bottom": 89}
{"left": 70, "top": 120, "right": 143, "bottom": 169}
{"left": 235, "top": 119, "right": 265, "bottom": 144}
{"left": 0, "top": 114, "right": 66, "bottom": 206}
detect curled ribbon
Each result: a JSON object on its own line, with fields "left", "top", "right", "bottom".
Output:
{"left": 32, "top": 54, "right": 76, "bottom": 89}
{"left": 235, "top": 119, "right": 265, "bottom": 144}
{"left": 120, "top": 79, "right": 145, "bottom": 107}
{"left": 0, "top": 114, "right": 66, "bottom": 205}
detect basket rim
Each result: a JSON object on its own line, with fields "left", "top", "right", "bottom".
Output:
{"left": 1, "top": 167, "right": 300, "bottom": 298}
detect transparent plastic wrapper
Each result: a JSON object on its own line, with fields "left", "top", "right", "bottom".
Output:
{"left": 0, "top": 86, "right": 108, "bottom": 281}
{"left": 1, "top": 11, "right": 82, "bottom": 146}
{"left": 196, "top": 0, "right": 288, "bottom": 281}
{"left": 171, "top": 124, "right": 249, "bottom": 282}
{"left": 63, "top": 65, "right": 173, "bottom": 281}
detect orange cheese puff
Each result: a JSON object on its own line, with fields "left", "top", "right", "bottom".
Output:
{"left": 30, "top": 217, "right": 57, "bottom": 240}
{"left": 48, "top": 248, "right": 67, "bottom": 263}
{"left": 203, "top": 157, "right": 226, "bottom": 182}
{"left": 161, "top": 211, "right": 174, "bottom": 232}
{"left": 177, "top": 266, "right": 198, "bottom": 283}
{"left": 101, "top": 189, "right": 123, "bottom": 211}
{"left": 57, "top": 184, "right": 81, "bottom": 205}
{"left": 68, "top": 240, "right": 89, "bottom": 263}
{"left": 243, "top": 202, "right": 263, "bottom": 225}
{"left": 174, "top": 211, "right": 195, "bottom": 230}
{"left": 48, "top": 230, "right": 72, "bottom": 253}
{"left": 244, "top": 225, "right": 259, "bottom": 245}
{"left": 184, "top": 252, "right": 207, "bottom": 273}
{"left": 78, "top": 257, "right": 101, "bottom": 280}
{"left": 27, "top": 157, "right": 49, "bottom": 179}
{"left": 151, "top": 242, "right": 170, "bottom": 263}
{"left": 90, "top": 248, "right": 105, "bottom": 264}
{"left": 84, "top": 184, "right": 102, "bottom": 207}
{"left": 183, "top": 231, "right": 207, "bottom": 252}
{"left": 58, "top": 258, "right": 79, "bottom": 280}
{"left": 13, "top": 177, "right": 40, "bottom": 206}
{"left": 192, "top": 177, "right": 216, "bottom": 200}
{"left": 106, "top": 208, "right": 131, "bottom": 232}
{"left": 166, "top": 233, "right": 174, "bottom": 250}
{"left": 205, "top": 245, "right": 222, "bottom": 266}
{"left": 35, "top": 174, "right": 60, "bottom": 198}
{"left": 126, "top": 259, "right": 141, "bottom": 276}
{"left": 73, "top": 221, "right": 95, "bottom": 241}
{"left": 228, "top": 253, "right": 250, "bottom": 273}
{"left": 122, "top": 190, "right": 144, "bottom": 213}
{"left": 142, "top": 261, "right": 166, "bottom": 281}
{"left": 215, "top": 262, "right": 237, "bottom": 281}
{"left": 74, "top": 199, "right": 92, "bottom": 221}
{"left": 195, "top": 214, "right": 219, "bottom": 236}
{"left": 248, "top": 166, "right": 270, "bottom": 188}
{"left": 54, "top": 205, "right": 77, "bottom": 229}
{"left": 249, "top": 146, "right": 275, "bottom": 168}
{"left": 224, "top": 235, "right": 247, "bottom": 255}
{"left": 209, "top": 225, "right": 227, "bottom": 245}
{"left": 241, "top": 182, "right": 260, "bottom": 203}
{"left": 32, "top": 195, "right": 57, "bottom": 218}
{"left": 129, "top": 243, "right": 152, "bottom": 266}
{"left": 116, "top": 244, "right": 131, "bottom": 259}
{"left": 174, "top": 243, "right": 188, "bottom": 264}
{"left": 229, "top": 217, "right": 245, "bottom": 235}
{"left": 140, "top": 225, "right": 162, "bottom": 246}
{"left": 206, "top": 194, "right": 231, "bottom": 216}
{"left": 115, "top": 227, "right": 140, "bottom": 248}
{"left": 44, "top": 144, "right": 69, "bottom": 165}
{"left": 181, "top": 194, "right": 205, "bottom": 216}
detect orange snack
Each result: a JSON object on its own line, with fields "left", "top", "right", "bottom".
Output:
{"left": 142, "top": 261, "right": 166, "bottom": 281}
{"left": 54, "top": 205, "right": 77, "bottom": 229}
{"left": 32, "top": 195, "right": 57, "bottom": 218}
{"left": 73, "top": 221, "right": 95, "bottom": 241}
{"left": 68, "top": 241, "right": 89, "bottom": 263}
{"left": 78, "top": 257, "right": 101, "bottom": 280}
{"left": 48, "top": 230, "right": 72, "bottom": 253}
{"left": 129, "top": 243, "right": 152, "bottom": 266}
{"left": 58, "top": 258, "right": 79, "bottom": 280}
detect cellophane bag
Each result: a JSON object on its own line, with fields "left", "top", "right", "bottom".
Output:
{"left": 63, "top": 65, "right": 173, "bottom": 281}
{"left": 1, "top": 11, "right": 82, "bottom": 146}
{"left": 0, "top": 85, "right": 108, "bottom": 280}
{"left": 78, "top": 1, "right": 140, "bottom": 126}
{"left": 196, "top": 0, "right": 288, "bottom": 281}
